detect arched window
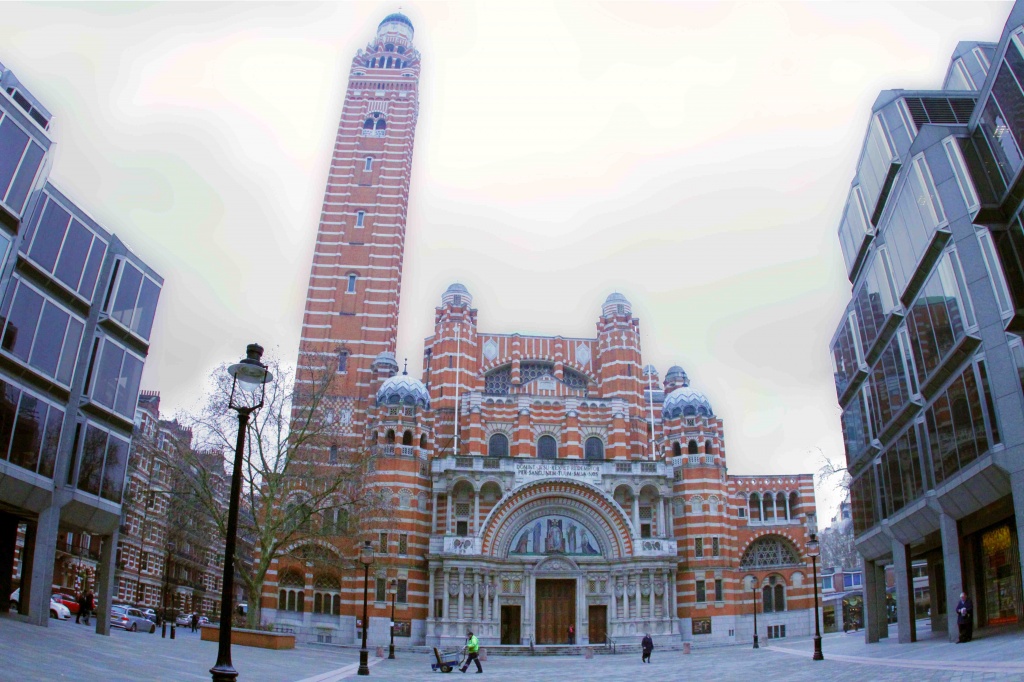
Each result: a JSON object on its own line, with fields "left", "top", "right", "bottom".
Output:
{"left": 337, "top": 350, "right": 349, "bottom": 373}
{"left": 385, "top": 429, "right": 395, "bottom": 444}
{"left": 375, "top": 118, "right": 387, "bottom": 130}
{"left": 420, "top": 434, "right": 428, "bottom": 449}
{"left": 278, "top": 571, "right": 304, "bottom": 612}
{"left": 673, "top": 442, "right": 681, "bottom": 458}
{"left": 364, "top": 156, "right": 373, "bottom": 171}
{"left": 789, "top": 492, "right": 799, "bottom": 517}
{"left": 749, "top": 493, "right": 760, "bottom": 522}
{"left": 402, "top": 430, "right": 413, "bottom": 446}
{"left": 488, "top": 433, "right": 509, "bottom": 457}
{"left": 537, "top": 435, "right": 557, "bottom": 459}
{"left": 739, "top": 536, "right": 801, "bottom": 569}
{"left": 386, "top": 57, "right": 393, "bottom": 68}
{"left": 363, "top": 118, "right": 375, "bottom": 129}
{"left": 347, "top": 273, "right": 357, "bottom": 293}
{"left": 385, "top": 43, "right": 395, "bottom": 52}
{"left": 687, "top": 440, "right": 699, "bottom": 455}
{"left": 704, "top": 439, "right": 713, "bottom": 455}
{"left": 584, "top": 437, "right": 604, "bottom": 460}
{"left": 708, "top": 496, "right": 719, "bottom": 515}
{"left": 764, "top": 493, "right": 775, "bottom": 522}
{"left": 774, "top": 583, "right": 785, "bottom": 612}
{"left": 762, "top": 585, "right": 773, "bottom": 612}
{"left": 777, "top": 492, "right": 787, "bottom": 520}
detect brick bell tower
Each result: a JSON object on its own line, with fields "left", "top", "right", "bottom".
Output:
{"left": 295, "top": 12, "right": 421, "bottom": 453}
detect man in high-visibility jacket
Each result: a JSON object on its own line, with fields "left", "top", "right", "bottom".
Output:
{"left": 460, "top": 630, "right": 483, "bottom": 673}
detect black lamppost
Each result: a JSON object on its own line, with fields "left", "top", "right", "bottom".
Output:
{"left": 808, "top": 534, "right": 824, "bottom": 661}
{"left": 752, "top": 582, "right": 759, "bottom": 649}
{"left": 210, "top": 344, "right": 273, "bottom": 682}
{"left": 388, "top": 578, "right": 397, "bottom": 660}
{"left": 358, "top": 540, "right": 375, "bottom": 676}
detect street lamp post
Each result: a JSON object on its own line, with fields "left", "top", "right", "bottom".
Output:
{"left": 807, "top": 534, "right": 824, "bottom": 661}
{"left": 358, "top": 540, "right": 375, "bottom": 676}
{"left": 209, "top": 344, "right": 273, "bottom": 682}
{"left": 752, "top": 583, "right": 759, "bottom": 649}
{"left": 388, "top": 578, "right": 397, "bottom": 660}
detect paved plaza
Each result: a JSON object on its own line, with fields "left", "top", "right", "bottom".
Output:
{"left": 2, "top": 616, "right": 1024, "bottom": 681}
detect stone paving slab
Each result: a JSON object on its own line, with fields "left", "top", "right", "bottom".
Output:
{"left": 2, "top": 614, "right": 1024, "bottom": 682}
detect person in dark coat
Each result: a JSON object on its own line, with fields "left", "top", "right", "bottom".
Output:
{"left": 641, "top": 633, "right": 653, "bottom": 663}
{"left": 568, "top": 624, "right": 575, "bottom": 644}
{"left": 75, "top": 593, "right": 85, "bottom": 624}
{"left": 191, "top": 612, "right": 199, "bottom": 633}
{"left": 82, "top": 591, "right": 93, "bottom": 625}
{"left": 956, "top": 592, "right": 974, "bottom": 643}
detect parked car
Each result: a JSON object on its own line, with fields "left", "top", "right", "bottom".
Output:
{"left": 175, "top": 613, "right": 192, "bottom": 627}
{"left": 137, "top": 607, "right": 157, "bottom": 623}
{"left": 9, "top": 589, "right": 70, "bottom": 620}
{"left": 110, "top": 605, "right": 156, "bottom": 633}
{"left": 52, "top": 593, "right": 80, "bottom": 615}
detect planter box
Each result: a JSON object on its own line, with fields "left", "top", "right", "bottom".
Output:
{"left": 200, "top": 625, "right": 295, "bottom": 650}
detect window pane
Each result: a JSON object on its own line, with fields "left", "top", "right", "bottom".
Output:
{"left": 2, "top": 283, "right": 42, "bottom": 362}
{"left": 79, "top": 239, "right": 105, "bottom": 300}
{"left": 92, "top": 340, "right": 125, "bottom": 409}
{"left": 132, "top": 278, "right": 160, "bottom": 339}
{"left": 28, "top": 302, "right": 69, "bottom": 379}
{"left": 538, "top": 435, "right": 556, "bottom": 459}
{"left": 37, "top": 404, "right": 63, "bottom": 479}
{"left": 53, "top": 219, "right": 92, "bottom": 291}
{"left": 979, "top": 96, "right": 1023, "bottom": 182}
{"left": 114, "top": 352, "right": 143, "bottom": 418}
{"left": 77, "top": 424, "right": 107, "bottom": 496}
{"left": 8, "top": 392, "right": 46, "bottom": 473}
{"left": 7, "top": 141, "right": 43, "bottom": 214}
{"left": 100, "top": 434, "right": 129, "bottom": 503}
{"left": 27, "top": 198, "right": 70, "bottom": 272}
{"left": 0, "top": 117, "right": 29, "bottom": 202}
{"left": 0, "top": 381, "right": 20, "bottom": 461}
{"left": 56, "top": 317, "right": 83, "bottom": 386}
{"left": 110, "top": 263, "right": 143, "bottom": 328}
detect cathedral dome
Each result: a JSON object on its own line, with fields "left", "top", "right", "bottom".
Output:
{"left": 441, "top": 282, "right": 472, "bottom": 307}
{"left": 602, "top": 292, "right": 631, "bottom": 317}
{"left": 379, "top": 12, "right": 414, "bottom": 31}
{"left": 372, "top": 351, "right": 400, "bottom": 373}
{"left": 377, "top": 373, "right": 430, "bottom": 408}
{"left": 664, "top": 365, "right": 689, "bottom": 387}
{"left": 662, "top": 385, "right": 713, "bottom": 419}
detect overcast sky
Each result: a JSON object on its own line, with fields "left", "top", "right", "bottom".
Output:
{"left": 2, "top": 1, "right": 1013, "bottom": 521}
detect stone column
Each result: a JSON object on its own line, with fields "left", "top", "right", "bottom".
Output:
{"left": 432, "top": 493, "right": 439, "bottom": 534}
{"left": 0, "top": 512, "right": 19, "bottom": 613}
{"left": 662, "top": 570, "right": 670, "bottom": 619}
{"left": 630, "top": 569, "right": 638, "bottom": 618}
{"left": 428, "top": 567, "right": 436, "bottom": 622}
{"left": 618, "top": 569, "right": 626, "bottom": 618}
{"left": 473, "top": 492, "right": 480, "bottom": 535}
{"left": 26, "top": 504, "right": 60, "bottom": 626}
{"left": 892, "top": 538, "right": 916, "bottom": 643}
{"left": 493, "top": 573, "right": 502, "bottom": 626}
{"left": 442, "top": 567, "right": 450, "bottom": 621}
{"left": 938, "top": 511, "right": 964, "bottom": 643}
{"left": 862, "top": 557, "right": 886, "bottom": 644}
{"left": 483, "top": 573, "right": 490, "bottom": 622}
{"left": 458, "top": 568, "right": 466, "bottom": 621}
{"left": 526, "top": 572, "right": 535, "bottom": 644}
{"left": 94, "top": 530, "right": 119, "bottom": 636}
{"left": 784, "top": 494, "right": 791, "bottom": 521}
{"left": 473, "top": 573, "right": 480, "bottom": 621}
{"left": 611, "top": 574, "right": 618, "bottom": 620}
{"left": 759, "top": 496, "right": 765, "bottom": 525}
{"left": 669, "top": 570, "right": 677, "bottom": 628}
{"left": 446, "top": 492, "right": 453, "bottom": 534}
{"left": 632, "top": 495, "right": 640, "bottom": 538}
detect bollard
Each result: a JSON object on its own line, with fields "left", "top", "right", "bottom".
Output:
{"left": 584, "top": 648, "right": 593, "bottom": 659}
{"left": 161, "top": 622, "right": 167, "bottom": 638}
{"left": 683, "top": 642, "right": 691, "bottom": 655}
{"left": 376, "top": 646, "right": 385, "bottom": 658}
{"left": 171, "top": 623, "right": 176, "bottom": 640}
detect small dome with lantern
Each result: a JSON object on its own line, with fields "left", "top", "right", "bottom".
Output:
{"left": 602, "top": 292, "right": 632, "bottom": 317}
{"left": 441, "top": 282, "right": 472, "bottom": 308}
{"left": 376, "top": 373, "right": 430, "bottom": 408}
{"left": 662, "top": 385, "right": 714, "bottom": 419}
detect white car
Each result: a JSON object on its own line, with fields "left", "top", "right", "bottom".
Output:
{"left": 8, "top": 589, "right": 70, "bottom": 620}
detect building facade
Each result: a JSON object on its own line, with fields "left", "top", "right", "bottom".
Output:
{"left": 830, "top": 0, "right": 1024, "bottom": 645}
{"left": 263, "top": 13, "right": 819, "bottom": 649}
{"left": 0, "top": 59, "right": 163, "bottom": 630}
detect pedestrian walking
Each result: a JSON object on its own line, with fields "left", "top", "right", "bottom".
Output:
{"left": 460, "top": 630, "right": 483, "bottom": 673}
{"left": 641, "top": 633, "right": 653, "bottom": 663}
{"left": 191, "top": 612, "right": 199, "bottom": 633}
{"left": 82, "top": 590, "right": 93, "bottom": 625}
{"left": 75, "top": 593, "right": 85, "bottom": 624}
{"left": 956, "top": 592, "right": 974, "bottom": 643}
{"left": 568, "top": 624, "right": 575, "bottom": 644}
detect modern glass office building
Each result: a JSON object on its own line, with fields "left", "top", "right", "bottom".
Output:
{"left": 0, "top": 60, "right": 162, "bottom": 630}
{"left": 830, "top": 1, "right": 1024, "bottom": 644}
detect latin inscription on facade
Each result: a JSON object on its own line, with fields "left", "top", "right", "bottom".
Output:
{"left": 514, "top": 461, "right": 602, "bottom": 486}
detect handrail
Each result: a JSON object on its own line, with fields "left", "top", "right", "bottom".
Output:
{"left": 606, "top": 636, "right": 616, "bottom": 654}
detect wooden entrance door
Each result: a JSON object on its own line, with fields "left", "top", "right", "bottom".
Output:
{"left": 500, "top": 605, "right": 521, "bottom": 645}
{"left": 588, "top": 605, "right": 607, "bottom": 644}
{"left": 535, "top": 579, "right": 575, "bottom": 644}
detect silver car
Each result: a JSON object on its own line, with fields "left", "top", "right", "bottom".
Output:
{"left": 110, "top": 605, "right": 155, "bottom": 633}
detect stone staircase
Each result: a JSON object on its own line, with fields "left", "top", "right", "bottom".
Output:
{"left": 317, "top": 641, "right": 693, "bottom": 657}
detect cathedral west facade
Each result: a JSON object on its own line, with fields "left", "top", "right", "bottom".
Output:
{"left": 262, "top": 12, "right": 819, "bottom": 648}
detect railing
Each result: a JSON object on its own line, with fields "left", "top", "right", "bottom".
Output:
{"left": 433, "top": 456, "right": 668, "bottom": 478}
{"left": 606, "top": 636, "right": 616, "bottom": 654}
{"left": 361, "top": 129, "right": 386, "bottom": 138}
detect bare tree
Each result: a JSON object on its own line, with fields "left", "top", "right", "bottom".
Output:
{"left": 170, "top": 352, "right": 390, "bottom": 628}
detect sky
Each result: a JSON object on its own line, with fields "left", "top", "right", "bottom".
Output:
{"left": 1, "top": 1, "right": 1013, "bottom": 523}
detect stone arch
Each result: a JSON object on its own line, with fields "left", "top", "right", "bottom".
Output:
{"left": 480, "top": 480, "right": 633, "bottom": 559}
{"left": 738, "top": 534, "right": 802, "bottom": 570}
